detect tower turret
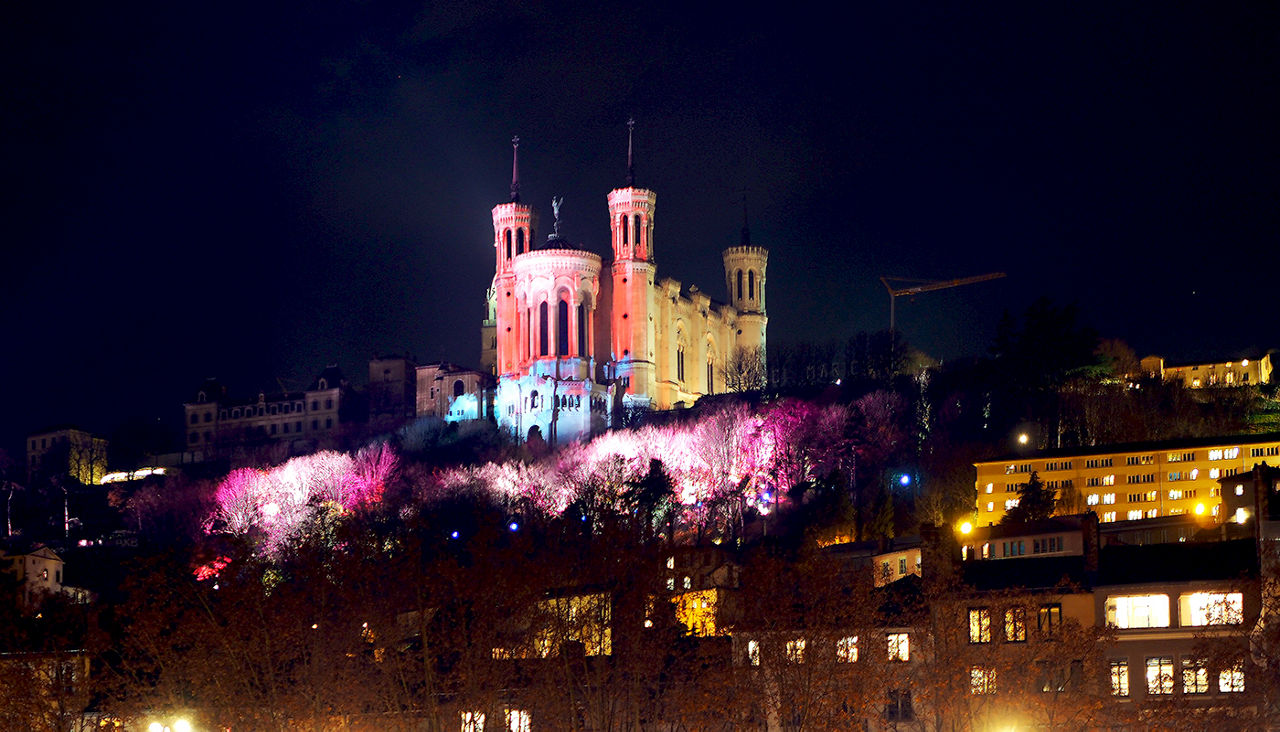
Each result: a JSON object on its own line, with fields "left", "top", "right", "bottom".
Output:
{"left": 491, "top": 137, "right": 537, "bottom": 377}
{"left": 723, "top": 210, "right": 768, "bottom": 355}
{"left": 608, "top": 120, "right": 658, "bottom": 404}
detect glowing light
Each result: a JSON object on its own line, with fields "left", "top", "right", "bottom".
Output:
{"left": 311, "top": 623, "right": 319, "bottom": 629}
{"left": 1235, "top": 507, "right": 1248, "bottom": 524}
{"left": 100, "top": 467, "right": 167, "bottom": 484}
{"left": 262, "top": 502, "right": 280, "bottom": 518}
{"left": 899, "top": 474, "right": 912, "bottom": 487}
{"left": 1017, "top": 433, "right": 1029, "bottom": 445}
{"left": 1195, "top": 503, "right": 1205, "bottom": 515}
{"left": 148, "top": 724, "right": 163, "bottom": 732}
{"left": 174, "top": 721, "right": 192, "bottom": 732}
{"left": 450, "top": 530, "right": 459, "bottom": 539}
{"left": 508, "top": 521, "right": 520, "bottom": 531}
{"left": 959, "top": 521, "right": 973, "bottom": 534}
{"left": 1242, "top": 359, "right": 1249, "bottom": 366}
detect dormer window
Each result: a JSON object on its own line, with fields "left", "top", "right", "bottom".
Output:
{"left": 197, "top": 391, "right": 207, "bottom": 403}
{"left": 318, "top": 378, "right": 328, "bottom": 390}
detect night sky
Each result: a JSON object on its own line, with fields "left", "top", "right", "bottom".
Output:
{"left": 2, "top": 1, "right": 1276, "bottom": 456}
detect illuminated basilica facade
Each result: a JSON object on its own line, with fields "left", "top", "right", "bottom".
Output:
{"left": 481, "top": 133, "right": 768, "bottom": 444}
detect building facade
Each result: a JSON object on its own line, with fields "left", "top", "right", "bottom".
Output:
{"left": 182, "top": 366, "right": 348, "bottom": 460}
{"left": 974, "top": 433, "right": 1280, "bottom": 526}
{"left": 25, "top": 427, "right": 108, "bottom": 485}
{"left": 484, "top": 133, "right": 768, "bottom": 444}
{"left": 415, "top": 361, "right": 494, "bottom": 421}
{"left": 1140, "top": 353, "right": 1273, "bottom": 388}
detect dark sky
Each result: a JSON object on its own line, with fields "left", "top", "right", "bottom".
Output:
{"left": 2, "top": 1, "right": 1277, "bottom": 456}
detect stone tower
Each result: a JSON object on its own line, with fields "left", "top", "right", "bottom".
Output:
{"left": 491, "top": 137, "right": 536, "bottom": 379}
{"left": 608, "top": 120, "right": 659, "bottom": 407}
{"left": 722, "top": 214, "right": 769, "bottom": 356}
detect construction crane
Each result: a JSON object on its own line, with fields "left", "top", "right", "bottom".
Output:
{"left": 880, "top": 272, "right": 1007, "bottom": 336}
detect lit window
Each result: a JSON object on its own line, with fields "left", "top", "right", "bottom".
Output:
{"left": 1087, "top": 493, "right": 1100, "bottom": 506}
{"left": 1219, "top": 662, "right": 1244, "bottom": 692}
{"left": 1038, "top": 604, "right": 1062, "bottom": 636}
{"left": 1209, "top": 468, "right": 1220, "bottom": 479}
{"left": 785, "top": 638, "right": 805, "bottom": 663}
{"left": 665, "top": 577, "right": 674, "bottom": 591}
{"left": 1109, "top": 660, "right": 1129, "bottom": 697}
{"left": 985, "top": 483, "right": 993, "bottom": 493}
{"left": 1103, "top": 493, "right": 1116, "bottom": 504}
{"left": 887, "top": 632, "right": 910, "bottom": 661}
{"left": 1105, "top": 595, "right": 1170, "bottom": 629}
{"left": 1103, "top": 475, "right": 1115, "bottom": 486}
{"left": 1182, "top": 658, "right": 1209, "bottom": 694}
{"left": 682, "top": 576, "right": 691, "bottom": 590}
{"left": 836, "top": 635, "right": 858, "bottom": 663}
{"left": 747, "top": 639, "right": 760, "bottom": 666}
{"left": 970, "top": 666, "right": 996, "bottom": 695}
{"left": 460, "top": 711, "right": 485, "bottom": 732}
{"left": 666, "top": 556, "right": 674, "bottom": 569}
{"left": 1180, "top": 592, "right": 1243, "bottom": 626}
{"left": 505, "top": 710, "right": 530, "bottom": 732}
{"left": 1004, "top": 607, "right": 1027, "bottom": 642}
{"left": 986, "top": 502, "right": 995, "bottom": 513}
{"left": 1127, "top": 510, "right": 1142, "bottom": 520}
{"left": 1102, "top": 511, "right": 1116, "bottom": 522}
{"left": 1235, "top": 484, "right": 1244, "bottom": 496}
{"left": 969, "top": 608, "right": 991, "bottom": 644}
{"left": 1146, "top": 657, "right": 1174, "bottom": 695}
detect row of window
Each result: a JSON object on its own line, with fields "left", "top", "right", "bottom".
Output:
{"left": 188, "top": 418, "right": 333, "bottom": 444}
{"left": 1002, "top": 445, "right": 1263, "bottom": 476}
{"left": 1105, "top": 591, "right": 1243, "bottom": 629}
{"left": 745, "top": 632, "right": 909, "bottom": 666}
{"left": 969, "top": 604, "right": 1059, "bottom": 644}
{"left": 1110, "top": 657, "right": 1244, "bottom": 697}
{"left": 189, "top": 399, "right": 334, "bottom": 425}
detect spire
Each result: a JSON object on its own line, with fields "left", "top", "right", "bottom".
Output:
{"left": 625, "top": 118, "right": 635, "bottom": 187}
{"left": 740, "top": 190, "right": 751, "bottom": 246}
{"left": 509, "top": 135, "right": 521, "bottom": 203}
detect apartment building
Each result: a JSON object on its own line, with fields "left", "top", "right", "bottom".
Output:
{"left": 974, "top": 432, "right": 1280, "bottom": 526}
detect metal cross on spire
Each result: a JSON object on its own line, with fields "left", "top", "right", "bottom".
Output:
{"left": 626, "top": 118, "right": 635, "bottom": 187}
{"left": 510, "top": 135, "right": 521, "bottom": 203}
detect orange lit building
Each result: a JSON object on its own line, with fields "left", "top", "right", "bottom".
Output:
{"left": 973, "top": 433, "right": 1280, "bottom": 526}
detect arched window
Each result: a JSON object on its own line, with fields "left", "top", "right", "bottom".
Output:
{"left": 538, "top": 302, "right": 549, "bottom": 356}
{"left": 516, "top": 228, "right": 525, "bottom": 254}
{"left": 621, "top": 215, "right": 628, "bottom": 245}
{"left": 748, "top": 270, "right": 755, "bottom": 300}
{"left": 736, "top": 270, "right": 743, "bottom": 300}
{"left": 677, "top": 344, "right": 686, "bottom": 383}
{"left": 453, "top": 379, "right": 465, "bottom": 398}
{"left": 707, "top": 359, "right": 715, "bottom": 395}
{"left": 633, "top": 215, "right": 641, "bottom": 253}
{"left": 557, "top": 299, "right": 570, "bottom": 356}
{"left": 504, "top": 229, "right": 512, "bottom": 258}
{"left": 577, "top": 303, "right": 587, "bottom": 357}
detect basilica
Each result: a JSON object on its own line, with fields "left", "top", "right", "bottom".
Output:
{"left": 480, "top": 129, "right": 768, "bottom": 445}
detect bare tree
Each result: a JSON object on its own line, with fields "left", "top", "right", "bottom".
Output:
{"left": 723, "top": 346, "right": 767, "bottom": 393}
